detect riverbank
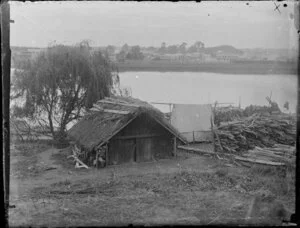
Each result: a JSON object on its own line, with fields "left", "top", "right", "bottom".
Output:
{"left": 117, "top": 61, "right": 297, "bottom": 75}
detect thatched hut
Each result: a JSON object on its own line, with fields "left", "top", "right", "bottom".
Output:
{"left": 67, "top": 96, "right": 187, "bottom": 167}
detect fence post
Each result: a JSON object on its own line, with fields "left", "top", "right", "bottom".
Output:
{"left": 193, "top": 131, "right": 195, "bottom": 143}
{"left": 173, "top": 137, "right": 177, "bottom": 157}
{"left": 211, "top": 115, "right": 216, "bottom": 152}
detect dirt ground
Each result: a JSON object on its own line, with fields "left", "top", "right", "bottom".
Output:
{"left": 9, "top": 140, "right": 295, "bottom": 226}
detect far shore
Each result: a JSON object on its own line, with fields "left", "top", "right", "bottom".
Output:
{"left": 117, "top": 61, "right": 298, "bottom": 75}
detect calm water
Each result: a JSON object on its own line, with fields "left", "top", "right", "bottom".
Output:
{"left": 119, "top": 72, "right": 297, "bottom": 113}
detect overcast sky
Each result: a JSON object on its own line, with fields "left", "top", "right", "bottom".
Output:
{"left": 10, "top": 1, "right": 298, "bottom": 49}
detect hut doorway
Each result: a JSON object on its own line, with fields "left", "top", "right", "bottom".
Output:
{"left": 108, "top": 137, "right": 156, "bottom": 165}
{"left": 108, "top": 139, "right": 136, "bottom": 165}
{"left": 136, "top": 138, "right": 153, "bottom": 162}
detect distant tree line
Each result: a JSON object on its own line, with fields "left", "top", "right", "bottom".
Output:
{"left": 105, "top": 41, "right": 206, "bottom": 62}
{"left": 158, "top": 41, "right": 205, "bottom": 54}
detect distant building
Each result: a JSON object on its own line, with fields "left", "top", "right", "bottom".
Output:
{"left": 203, "top": 54, "right": 218, "bottom": 63}
{"left": 215, "top": 51, "right": 242, "bottom": 63}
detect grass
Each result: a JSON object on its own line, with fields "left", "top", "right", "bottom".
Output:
{"left": 51, "top": 146, "right": 74, "bottom": 169}
{"left": 12, "top": 140, "right": 53, "bottom": 157}
{"left": 21, "top": 163, "right": 294, "bottom": 225}
{"left": 10, "top": 141, "right": 53, "bottom": 179}
{"left": 9, "top": 143, "right": 295, "bottom": 226}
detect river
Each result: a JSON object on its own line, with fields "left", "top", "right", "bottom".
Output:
{"left": 119, "top": 72, "right": 297, "bottom": 113}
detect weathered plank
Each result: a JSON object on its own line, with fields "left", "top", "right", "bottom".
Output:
{"left": 177, "top": 145, "right": 228, "bottom": 156}
{"left": 174, "top": 137, "right": 177, "bottom": 157}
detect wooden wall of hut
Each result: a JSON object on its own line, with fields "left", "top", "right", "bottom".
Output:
{"left": 107, "top": 113, "right": 174, "bottom": 165}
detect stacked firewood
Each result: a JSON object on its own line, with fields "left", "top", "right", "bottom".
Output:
{"left": 214, "top": 113, "right": 296, "bottom": 154}
{"left": 241, "top": 144, "right": 296, "bottom": 166}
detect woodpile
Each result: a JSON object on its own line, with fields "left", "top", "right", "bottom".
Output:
{"left": 235, "top": 144, "right": 295, "bottom": 167}
{"left": 246, "top": 144, "right": 295, "bottom": 164}
{"left": 214, "top": 113, "right": 296, "bottom": 154}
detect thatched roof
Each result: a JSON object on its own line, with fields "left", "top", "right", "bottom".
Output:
{"left": 67, "top": 96, "right": 187, "bottom": 151}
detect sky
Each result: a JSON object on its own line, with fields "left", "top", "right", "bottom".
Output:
{"left": 10, "top": 1, "right": 299, "bottom": 49}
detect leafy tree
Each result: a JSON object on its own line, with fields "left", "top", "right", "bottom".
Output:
{"left": 105, "top": 45, "right": 116, "bottom": 55}
{"left": 179, "top": 42, "right": 187, "bottom": 54}
{"left": 116, "top": 50, "right": 126, "bottom": 62}
{"left": 146, "top": 46, "right": 156, "bottom": 52}
{"left": 158, "top": 42, "right": 167, "bottom": 54}
{"left": 284, "top": 101, "right": 289, "bottom": 110}
{"left": 187, "top": 45, "right": 197, "bottom": 53}
{"left": 121, "top": 43, "right": 129, "bottom": 53}
{"left": 12, "top": 41, "right": 119, "bottom": 141}
{"left": 187, "top": 41, "right": 205, "bottom": 53}
{"left": 195, "top": 41, "right": 205, "bottom": 50}
{"left": 126, "top": 45, "right": 144, "bottom": 60}
{"left": 166, "top": 45, "right": 178, "bottom": 54}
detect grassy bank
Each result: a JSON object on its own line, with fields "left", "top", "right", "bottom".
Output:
{"left": 9, "top": 141, "right": 295, "bottom": 226}
{"left": 117, "top": 61, "right": 298, "bottom": 75}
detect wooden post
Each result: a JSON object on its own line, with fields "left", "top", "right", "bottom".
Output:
{"left": 105, "top": 144, "right": 108, "bottom": 167}
{"left": 173, "top": 137, "right": 177, "bottom": 157}
{"left": 193, "top": 131, "right": 195, "bottom": 143}
{"left": 211, "top": 115, "right": 216, "bottom": 152}
{"left": 1, "top": 2, "right": 11, "bottom": 223}
{"left": 96, "top": 151, "right": 99, "bottom": 169}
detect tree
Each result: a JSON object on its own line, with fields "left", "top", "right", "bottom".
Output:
{"left": 126, "top": 45, "right": 144, "bottom": 60}
{"left": 179, "top": 42, "right": 187, "bottom": 54}
{"left": 146, "top": 46, "right": 156, "bottom": 52}
{"left": 158, "top": 42, "right": 167, "bottom": 54}
{"left": 195, "top": 41, "right": 205, "bottom": 51}
{"left": 116, "top": 50, "right": 126, "bottom": 62}
{"left": 166, "top": 45, "right": 178, "bottom": 54}
{"left": 121, "top": 43, "right": 129, "bottom": 53}
{"left": 187, "top": 41, "right": 205, "bottom": 53}
{"left": 105, "top": 45, "right": 116, "bottom": 55}
{"left": 284, "top": 101, "right": 289, "bottom": 110}
{"left": 12, "top": 41, "right": 119, "bottom": 141}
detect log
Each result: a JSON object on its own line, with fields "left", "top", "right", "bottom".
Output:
{"left": 173, "top": 137, "right": 177, "bottom": 157}
{"left": 92, "top": 104, "right": 105, "bottom": 111}
{"left": 90, "top": 107, "right": 102, "bottom": 112}
{"left": 214, "top": 131, "right": 224, "bottom": 151}
{"left": 69, "top": 154, "right": 89, "bottom": 169}
{"left": 75, "top": 158, "right": 89, "bottom": 169}
{"left": 274, "top": 144, "right": 295, "bottom": 149}
{"left": 245, "top": 153, "right": 293, "bottom": 163}
{"left": 177, "top": 145, "right": 231, "bottom": 157}
{"left": 234, "top": 155, "right": 285, "bottom": 166}
{"left": 254, "top": 147, "right": 289, "bottom": 155}
{"left": 249, "top": 150, "right": 288, "bottom": 159}
{"left": 267, "top": 147, "right": 295, "bottom": 153}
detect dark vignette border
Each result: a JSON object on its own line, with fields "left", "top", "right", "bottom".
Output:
{"left": 1, "top": 0, "right": 299, "bottom": 227}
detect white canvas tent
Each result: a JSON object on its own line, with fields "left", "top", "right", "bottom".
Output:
{"left": 171, "top": 104, "right": 213, "bottom": 142}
